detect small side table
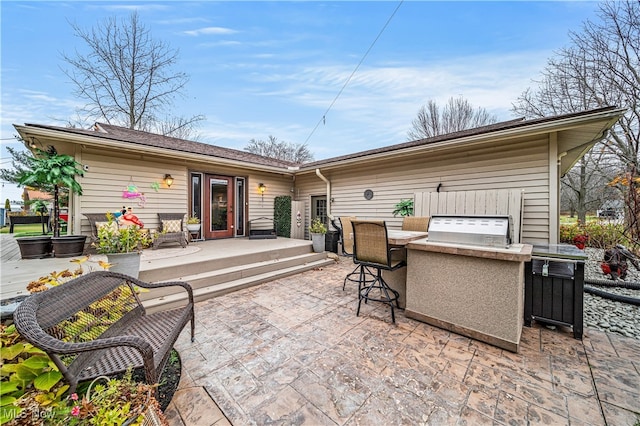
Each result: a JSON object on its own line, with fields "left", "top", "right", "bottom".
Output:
{"left": 188, "top": 228, "right": 204, "bottom": 242}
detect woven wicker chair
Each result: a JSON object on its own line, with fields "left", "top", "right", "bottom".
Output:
{"left": 402, "top": 216, "right": 430, "bottom": 232}
{"left": 84, "top": 213, "right": 110, "bottom": 244}
{"left": 352, "top": 220, "right": 406, "bottom": 323}
{"left": 154, "top": 213, "right": 188, "bottom": 249}
{"left": 339, "top": 216, "right": 375, "bottom": 290}
{"left": 13, "top": 271, "right": 195, "bottom": 396}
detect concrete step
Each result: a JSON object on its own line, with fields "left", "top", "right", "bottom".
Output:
{"left": 143, "top": 257, "right": 335, "bottom": 313}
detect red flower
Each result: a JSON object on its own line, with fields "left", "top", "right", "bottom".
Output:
{"left": 573, "top": 234, "right": 589, "bottom": 249}
{"left": 71, "top": 406, "right": 80, "bottom": 416}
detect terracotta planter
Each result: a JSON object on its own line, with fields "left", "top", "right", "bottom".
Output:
{"left": 52, "top": 235, "right": 87, "bottom": 258}
{"left": 16, "top": 236, "right": 52, "bottom": 259}
{"left": 107, "top": 252, "right": 141, "bottom": 278}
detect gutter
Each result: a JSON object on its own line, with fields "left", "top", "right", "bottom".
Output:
{"left": 315, "top": 168, "right": 332, "bottom": 221}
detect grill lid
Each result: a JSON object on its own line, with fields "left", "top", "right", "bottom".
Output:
{"left": 427, "top": 215, "right": 512, "bottom": 248}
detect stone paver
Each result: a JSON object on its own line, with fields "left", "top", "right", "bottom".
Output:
{"left": 170, "top": 259, "right": 640, "bottom": 425}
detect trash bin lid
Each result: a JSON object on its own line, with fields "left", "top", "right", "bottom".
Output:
{"left": 531, "top": 243, "right": 587, "bottom": 261}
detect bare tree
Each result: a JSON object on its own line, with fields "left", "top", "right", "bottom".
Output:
{"left": 513, "top": 0, "right": 639, "bottom": 239}
{"left": 407, "top": 96, "right": 498, "bottom": 140}
{"left": 61, "top": 11, "right": 204, "bottom": 136}
{"left": 245, "top": 136, "right": 314, "bottom": 164}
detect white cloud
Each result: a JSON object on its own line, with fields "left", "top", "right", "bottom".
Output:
{"left": 184, "top": 27, "right": 238, "bottom": 37}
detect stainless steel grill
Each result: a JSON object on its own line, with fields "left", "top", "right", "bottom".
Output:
{"left": 427, "top": 215, "right": 512, "bottom": 248}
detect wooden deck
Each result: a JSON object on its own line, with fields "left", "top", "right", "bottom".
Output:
{"left": 1, "top": 234, "right": 334, "bottom": 307}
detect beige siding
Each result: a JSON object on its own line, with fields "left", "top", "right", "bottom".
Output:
{"left": 76, "top": 152, "right": 188, "bottom": 235}
{"left": 295, "top": 136, "right": 551, "bottom": 243}
{"left": 75, "top": 149, "right": 292, "bottom": 237}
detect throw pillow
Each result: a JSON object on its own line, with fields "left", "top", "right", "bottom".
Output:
{"left": 162, "top": 219, "right": 182, "bottom": 233}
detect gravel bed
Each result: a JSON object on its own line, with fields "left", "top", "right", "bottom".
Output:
{"left": 583, "top": 248, "right": 640, "bottom": 340}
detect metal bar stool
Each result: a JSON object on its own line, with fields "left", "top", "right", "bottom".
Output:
{"left": 352, "top": 220, "right": 406, "bottom": 323}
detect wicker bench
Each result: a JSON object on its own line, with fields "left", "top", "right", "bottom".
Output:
{"left": 13, "top": 271, "right": 195, "bottom": 395}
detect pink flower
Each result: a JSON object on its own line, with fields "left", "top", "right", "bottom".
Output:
{"left": 70, "top": 393, "right": 78, "bottom": 401}
{"left": 71, "top": 406, "right": 80, "bottom": 416}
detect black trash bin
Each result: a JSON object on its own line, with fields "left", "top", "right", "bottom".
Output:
{"left": 325, "top": 230, "right": 339, "bottom": 254}
{"left": 524, "top": 243, "right": 586, "bottom": 339}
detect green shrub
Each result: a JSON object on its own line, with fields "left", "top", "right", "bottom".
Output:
{"left": 274, "top": 196, "right": 291, "bottom": 238}
{"left": 559, "top": 221, "right": 631, "bottom": 250}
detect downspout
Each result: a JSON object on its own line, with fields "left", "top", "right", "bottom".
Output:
{"left": 315, "top": 168, "right": 332, "bottom": 221}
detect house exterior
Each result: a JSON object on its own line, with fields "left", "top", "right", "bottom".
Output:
{"left": 13, "top": 106, "right": 624, "bottom": 244}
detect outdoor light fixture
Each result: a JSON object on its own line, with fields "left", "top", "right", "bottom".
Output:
{"left": 258, "top": 183, "right": 266, "bottom": 195}
{"left": 164, "top": 174, "right": 174, "bottom": 188}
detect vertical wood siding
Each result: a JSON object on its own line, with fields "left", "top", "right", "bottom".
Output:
{"left": 414, "top": 189, "right": 524, "bottom": 243}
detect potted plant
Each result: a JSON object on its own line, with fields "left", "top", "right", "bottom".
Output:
{"left": 309, "top": 218, "right": 327, "bottom": 253}
{"left": 392, "top": 199, "right": 414, "bottom": 217}
{"left": 15, "top": 146, "right": 86, "bottom": 258}
{"left": 186, "top": 216, "right": 201, "bottom": 232}
{"left": 93, "top": 212, "right": 150, "bottom": 278}
{"left": 17, "top": 146, "right": 84, "bottom": 238}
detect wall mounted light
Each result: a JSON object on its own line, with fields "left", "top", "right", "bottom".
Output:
{"left": 258, "top": 183, "right": 266, "bottom": 195}
{"left": 164, "top": 174, "right": 174, "bottom": 188}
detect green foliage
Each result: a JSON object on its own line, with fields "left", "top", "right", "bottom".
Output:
{"left": 0, "top": 324, "right": 68, "bottom": 424}
{"left": 309, "top": 217, "right": 327, "bottom": 234}
{"left": 274, "top": 196, "right": 292, "bottom": 237}
{"left": 16, "top": 147, "right": 83, "bottom": 196}
{"left": 94, "top": 213, "right": 150, "bottom": 254}
{"left": 54, "top": 370, "right": 160, "bottom": 426}
{"left": 186, "top": 216, "right": 200, "bottom": 224}
{"left": 29, "top": 200, "right": 48, "bottom": 215}
{"left": 392, "top": 199, "right": 414, "bottom": 217}
{"left": 559, "top": 221, "right": 631, "bottom": 250}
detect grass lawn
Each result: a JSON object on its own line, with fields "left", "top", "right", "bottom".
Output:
{"left": 0, "top": 223, "right": 51, "bottom": 237}
{"left": 559, "top": 215, "right": 599, "bottom": 225}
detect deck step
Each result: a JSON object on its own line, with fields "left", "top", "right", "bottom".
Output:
{"left": 139, "top": 243, "right": 314, "bottom": 283}
{"left": 143, "top": 257, "right": 335, "bottom": 313}
{"left": 139, "top": 252, "right": 328, "bottom": 299}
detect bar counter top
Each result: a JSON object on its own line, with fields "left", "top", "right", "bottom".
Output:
{"left": 406, "top": 239, "right": 532, "bottom": 262}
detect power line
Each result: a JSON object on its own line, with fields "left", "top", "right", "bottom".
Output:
{"left": 303, "top": 0, "right": 404, "bottom": 145}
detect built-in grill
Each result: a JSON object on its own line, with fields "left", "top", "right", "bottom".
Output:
{"left": 427, "top": 215, "right": 512, "bottom": 249}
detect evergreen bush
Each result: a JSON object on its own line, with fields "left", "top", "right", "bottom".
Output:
{"left": 274, "top": 196, "right": 291, "bottom": 237}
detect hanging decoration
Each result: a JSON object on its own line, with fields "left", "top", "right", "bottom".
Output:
{"left": 122, "top": 178, "right": 147, "bottom": 207}
{"left": 296, "top": 211, "right": 302, "bottom": 227}
{"left": 150, "top": 182, "right": 160, "bottom": 192}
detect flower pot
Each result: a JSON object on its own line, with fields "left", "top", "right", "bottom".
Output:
{"left": 16, "top": 236, "right": 52, "bottom": 259}
{"left": 311, "top": 233, "right": 325, "bottom": 253}
{"left": 107, "top": 252, "right": 141, "bottom": 278}
{"left": 186, "top": 223, "right": 201, "bottom": 232}
{"left": 52, "top": 235, "right": 87, "bottom": 258}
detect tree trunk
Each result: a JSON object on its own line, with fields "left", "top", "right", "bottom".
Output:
{"left": 53, "top": 184, "right": 60, "bottom": 238}
{"left": 576, "top": 161, "right": 588, "bottom": 224}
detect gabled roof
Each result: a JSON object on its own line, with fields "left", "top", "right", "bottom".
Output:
{"left": 17, "top": 122, "right": 296, "bottom": 170}
{"left": 14, "top": 106, "right": 625, "bottom": 176}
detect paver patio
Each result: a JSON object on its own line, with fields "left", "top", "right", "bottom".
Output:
{"left": 166, "top": 258, "right": 640, "bottom": 425}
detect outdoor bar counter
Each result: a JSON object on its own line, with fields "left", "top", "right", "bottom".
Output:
{"left": 404, "top": 240, "right": 532, "bottom": 352}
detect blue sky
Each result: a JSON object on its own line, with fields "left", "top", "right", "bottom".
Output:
{"left": 1, "top": 1, "right": 601, "bottom": 202}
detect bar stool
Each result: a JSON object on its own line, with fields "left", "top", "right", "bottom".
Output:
{"left": 352, "top": 220, "right": 406, "bottom": 323}
{"left": 339, "top": 216, "right": 375, "bottom": 290}
{"left": 402, "top": 216, "right": 430, "bottom": 232}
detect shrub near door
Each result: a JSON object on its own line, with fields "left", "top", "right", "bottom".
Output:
{"left": 309, "top": 218, "right": 327, "bottom": 253}
{"left": 93, "top": 213, "right": 150, "bottom": 278}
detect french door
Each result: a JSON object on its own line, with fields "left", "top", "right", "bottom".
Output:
{"left": 204, "top": 175, "right": 234, "bottom": 239}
